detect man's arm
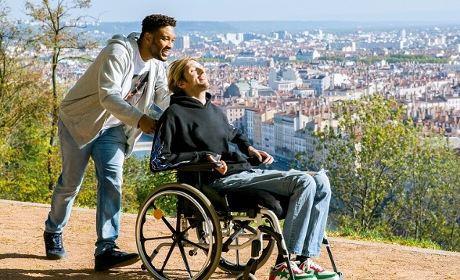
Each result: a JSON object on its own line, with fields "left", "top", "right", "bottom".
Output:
{"left": 98, "top": 47, "right": 145, "bottom": 129}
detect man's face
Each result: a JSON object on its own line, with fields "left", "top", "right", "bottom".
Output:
{"left": 147, "top": 26, "right": 175, "bottom": 61}
{"left": 181, "top": 60, "right": 210, "bottom": 93}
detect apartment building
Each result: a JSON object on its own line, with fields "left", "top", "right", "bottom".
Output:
{"left": 304, "top": 73, "right": 330, "bottom": 95}
{"left": 174, "top": 35, "right": 190, "bottom": 49}
{"left": 246, "top": 108, "right": 276, "bottom": 148}
{"left": 273, "top": 111, "right": 310, "bottom": 162}
{"left": 261, "top": 118, "right": 276, "bottom": 156}
{"left": 219, "top": 103, "right": 251, "bottom": 132}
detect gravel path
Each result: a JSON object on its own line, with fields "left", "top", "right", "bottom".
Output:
{"left": 1, "top": 199, "right": 459, "bottom": 280}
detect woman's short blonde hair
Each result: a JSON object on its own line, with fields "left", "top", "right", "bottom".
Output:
{"left": 167, "top": 57, "right": 197, "bottom": 95}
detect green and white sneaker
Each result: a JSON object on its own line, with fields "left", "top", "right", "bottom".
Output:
{"left": 269, "top": 261, "right": 317, "bottom": 280}
{"left": 298, "top": 259, "right": 339, "bottom": 280}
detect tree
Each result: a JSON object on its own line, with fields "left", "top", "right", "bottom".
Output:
{"left": 314, "top": 94, "right": 417, "bottom": 232}
{"left": 0, "top": 1, "right": 41, "bottom": 146}
{"left": 311, "top": 94, "right": 460, "bottom": 252}
{"left": 24, "top": 0, "right": 98, "bottom": 188}
{"left": 0, "top": 0, "right": 53, "bottom": 201}
{"left": 392, "top": 136, "right": 460, "bottom": 251}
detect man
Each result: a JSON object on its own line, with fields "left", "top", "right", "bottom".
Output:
{"left": 150, "top": 57, "right": 339, "bottom": 280}
{"left": 43, "top": 14, "right": 176, "bottom": 271}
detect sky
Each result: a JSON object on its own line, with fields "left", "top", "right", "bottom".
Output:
{"left": 7, "top": 0, "right": 460, "bottom": 23}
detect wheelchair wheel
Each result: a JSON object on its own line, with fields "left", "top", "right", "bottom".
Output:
{"left": 196, "top": 216, "right": 276, "bottom": 275}
{"left": 136, "top": 183, "right": 222, "bottom": 280}
{"left": 218, "top": 220, "right": 275, "bottom": 274}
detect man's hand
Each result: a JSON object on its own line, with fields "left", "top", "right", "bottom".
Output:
{"left": 207, "top": 154, "right": 227, "bottom": 175}
{"left": 247, "top": 146, "right": 274, "bottom": 165}
{"left": 138, "top": 114, "right": 157, "bottom": 134}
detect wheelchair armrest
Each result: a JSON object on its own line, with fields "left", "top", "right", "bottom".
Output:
{"left": 176, "top": 161, "right": 221, "bottom": 172}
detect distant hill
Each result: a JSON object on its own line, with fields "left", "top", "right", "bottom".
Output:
{"left": 89, "top": 20, "right": 460, "bottom": 35}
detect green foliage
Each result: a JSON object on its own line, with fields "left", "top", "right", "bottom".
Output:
{"left": 356, "top": 54, "right": 450, "bottom": 65}
{"left": 24, "top": 0, "right": 99, "bottom": 189}
{"left": 318, "top": 56, "right": 347, "bottom": 62}
{"left": 316, "top": 94, "right": 417, "bottom": 231}
{"left": 0, "top": 122, "right": 56, "bottom": 203}
{"left": 0, "top": 0, "right": 56, "bottom": 202}
{"left": 329, "top": 227, "right": 442, "bottom": 251}
{"left": 121, "top": 155, "right": 177, "bottom": 213}
{"left": 69, "top": 155, "right": 177, "bottom": 214}
{"left": 310, "top": 94, "right": 460, "bottom": 252}
{"left": 393, "top": 138, "right": 460, "bottom": 251}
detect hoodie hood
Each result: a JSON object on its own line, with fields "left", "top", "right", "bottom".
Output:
{"left": 170, "top": 92, "right": 212, "bottom": 108}
{"left": 106, "top": 32, "right": 139, "bottom": 60}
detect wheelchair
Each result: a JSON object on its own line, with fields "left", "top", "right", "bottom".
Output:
{"left": 135, "top": 161, "right": 343, "bottom": 280}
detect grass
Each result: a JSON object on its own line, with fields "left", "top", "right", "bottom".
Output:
{"left": 327, "top": 229, "right": 443, "bottom": 251}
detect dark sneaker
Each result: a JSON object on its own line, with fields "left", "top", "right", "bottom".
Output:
{"left": 43, "top": 231, "right": 66, "bottom": 260}
{"left": 94, "top": 247, "right": 140, "bottom": 271}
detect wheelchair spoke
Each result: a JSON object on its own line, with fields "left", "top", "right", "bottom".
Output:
{"left": 160, "top": 239, "right": 178, "bottom": 272}
{"left": 148, "top": 201, "right": 178, "bottom": 234}
{"left": 177, "top": 238, "right": 194, "bottom": 278}
{"left": 181, "top": 236, "right": 209, "bottom": 252}
{"left": 139, "top": 210, "right": 175, "bottom": 242}
{"left": 161, "top": 215, "right": 178, "bottom": 233}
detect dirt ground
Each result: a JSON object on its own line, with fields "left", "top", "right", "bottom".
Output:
{"left": 1, "top": 199, "right": 460, "bottom": 280}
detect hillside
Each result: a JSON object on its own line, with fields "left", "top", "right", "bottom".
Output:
{"left": 86, "top": 20, "right": 460, "bottom": 36}
{"left": 1, "top": 199, "right": 459, "bottom": 280}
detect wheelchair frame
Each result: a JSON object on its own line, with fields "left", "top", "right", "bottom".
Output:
{"left": 135, "top": 162, "right": 343, "bottom": 280}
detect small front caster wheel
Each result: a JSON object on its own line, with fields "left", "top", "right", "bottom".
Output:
{"left": 235, "top": 273, "right": 257, "bottom": 280}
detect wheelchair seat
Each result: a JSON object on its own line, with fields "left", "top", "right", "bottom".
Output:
{"left": 218, "top": 189, "right": 288, "bottom": 219}
{"left": 175, "top": 160, "right": 289, "bottom": 219}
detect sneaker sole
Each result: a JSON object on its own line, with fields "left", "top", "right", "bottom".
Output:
{"left": 94, "top": 256, "right": 140, "bottom": 271}
{"left": 46, "top": 252, "right": 66, "bottom": 260}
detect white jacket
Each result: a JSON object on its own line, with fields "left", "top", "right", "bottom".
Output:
{"left": 59, "top": 32, "right": 171, "bottom": 157}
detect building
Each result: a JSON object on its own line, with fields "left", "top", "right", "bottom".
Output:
{"left": 174, "top": 35, "right": 190, "bottom": 49}
{"left": 304, "top": 73, "right": 330, "bottom": 95}
{"left": 231, "top": 56, "right": 274, "bottom": 68}
{"left": 246, "top": 108, "right": 277, "bottom": 149}
{"left": 219, "top": 103, "right": 252, "bottom": 131}
{"left": 261, "top": 119, "right": 275, "bottom": 156}
{"left": 268, "top": 66, "right": 303, "bottom": 91}
{"left": 225, "top": 80, "right": 276, "bottom": 99}
{"left": 295, "top": 49, "right": 320, "bottom": 61}
{"left": 273, "top": 111, "right": 310, "bottom": 163}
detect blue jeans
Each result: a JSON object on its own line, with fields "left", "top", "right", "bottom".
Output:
{"left": 209, "top": 168, "right": 331, "bottom": 257}
{"left": 45, "top": 118, "right": 127, "bottom": 256}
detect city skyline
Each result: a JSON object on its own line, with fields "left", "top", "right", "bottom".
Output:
{"left": 7, "top": 0, "right": 460, "bottom": 23}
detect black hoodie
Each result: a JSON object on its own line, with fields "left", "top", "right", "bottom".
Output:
{"left": 150, "top": 92, "right": 253, "bottom": 183}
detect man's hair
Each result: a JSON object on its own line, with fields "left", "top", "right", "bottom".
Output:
{"left": 168, "top": 57, "right": 197, "bottom": 95}
{"left": 141, "top": 14, "right": 176, "bottom": 37}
